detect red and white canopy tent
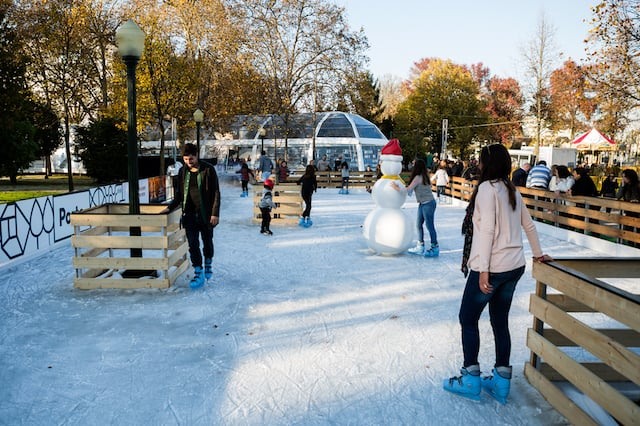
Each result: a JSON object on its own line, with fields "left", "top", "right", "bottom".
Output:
{"left": 571, "top": 128, "right": 616, "bottom": 151}
{"left": 571, "top": 128, "right": 617, "bottom": 164}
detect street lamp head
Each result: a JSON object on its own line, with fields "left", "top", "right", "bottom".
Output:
{"left": 116, "top": 19, "right": 145, "bottom": 59}
{"left": 193, "top": 108, "right": 204, "bottom": 123}
{"left": 259, "top": 128, "right": 266, "bottom": 137}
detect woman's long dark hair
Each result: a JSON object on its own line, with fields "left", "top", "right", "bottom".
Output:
{"left": 302, "top": 164, "right": 316, "bottom": 178}
{"left": 409, "top": 159, "right": 430, "bottom": 185}
{"left": 622, "top": 168, "right": 638, "bottom": 186}
{"left": 469, "top": 144, "right": 517, "bottom": 210}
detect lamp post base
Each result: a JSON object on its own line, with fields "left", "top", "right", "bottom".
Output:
{"left": 121, "top": 269, "right": 159, "bottom": 279}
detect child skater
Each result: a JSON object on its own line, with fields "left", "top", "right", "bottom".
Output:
{"left": 339, "top": 161, "right": 350, "bottom": 194}
{"left": 258, "top": 178, "right": 276, "bottom": 235}
{"left": 296, "top": 165, "right": 318, "bottom": 227}
{"left": 398, "top": 159, "right": 439, "bottom": 257}
{"left": 238, "top": 162, "right": 254, "bottom": 197}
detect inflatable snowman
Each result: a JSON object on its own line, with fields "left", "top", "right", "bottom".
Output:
{"left": 363, "top": 139, "right": 414, "bottom": 255}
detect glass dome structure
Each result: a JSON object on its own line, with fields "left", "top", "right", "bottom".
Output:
{"left": 205, "top": 111, "right": 388, "bottom": 171}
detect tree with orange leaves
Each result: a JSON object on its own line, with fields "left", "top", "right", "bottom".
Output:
{"left": 549, "top": 59, "right": 595, "bottom": 139}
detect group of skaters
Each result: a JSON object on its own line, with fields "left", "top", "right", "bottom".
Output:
{"left": 510, "top": 160, "right": 640, "bottom": 201}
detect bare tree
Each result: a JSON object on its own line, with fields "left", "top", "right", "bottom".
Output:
{"left": 521, "top": 13, "right": 558, "bottom": 158}
{"left": 236, "top": 0, "right": 368, "bottom": 159}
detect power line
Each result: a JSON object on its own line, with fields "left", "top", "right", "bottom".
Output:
{"left": 448, "top": 120, "right": 525, "bottom": 130}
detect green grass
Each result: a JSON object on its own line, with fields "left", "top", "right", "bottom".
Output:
{"left": 0, "top": 191, "right": 66, "bottom": 203}
{"left": 0, "top": 174, "right": 97, "bottom": 203}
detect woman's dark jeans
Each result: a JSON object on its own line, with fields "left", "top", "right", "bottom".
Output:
{"left": 459, "top": 266, "right": 525, "bottom": 368}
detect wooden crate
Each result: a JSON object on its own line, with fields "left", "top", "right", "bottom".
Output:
{"left": 525, "top": 258, "right": 640, "bottom": 425}
{"left": 253, "top": 185, "right": 303, "bottom": 226}
{"left": 71, "top": 204, "right": 188, "bottom": 289}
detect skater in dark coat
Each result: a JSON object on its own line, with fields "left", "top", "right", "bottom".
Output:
{"left": 167, "top": 143, "right": 220, "bottom": 288}
{"left": 296, "top": 165, "right": 318, "bottom": 227}
{"left": 237, "top": 162, "right": 254, "bottom": 197}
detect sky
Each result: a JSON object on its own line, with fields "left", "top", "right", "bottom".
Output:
{"left": 337, "top": 0, "right": 594, "bottom": 82}
{"left": 1, "top": 174, "right": 634, "bottom": 424}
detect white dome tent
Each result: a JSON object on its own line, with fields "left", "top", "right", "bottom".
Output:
{"left": 205, "top": 111, "right": 388, "bottom": 171}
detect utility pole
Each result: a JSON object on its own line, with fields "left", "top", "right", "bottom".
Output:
{"left": 441, "top": 119, "right": 448, "bottom": 159}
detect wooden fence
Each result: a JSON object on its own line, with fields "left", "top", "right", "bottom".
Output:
{"left": 285, "top": 171, "right": 376, "bottom": 188}
{"left": 524, "top": 258, "right": 640, "bottom": 425}
{"left": 71, "top": 204, "right": 188, "bottom": 289}
{"left": 252, "top": 185, "right": 304, "bottom": 226}
{"left": 444, "top": 176, "right": 640, "bottom": 248}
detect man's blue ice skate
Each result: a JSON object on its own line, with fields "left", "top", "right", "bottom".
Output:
{"left": 189, "top": 266, "right": 205, "bottom": 289}
{"left": 204, "top": 258, "right": 213, "bottom": 280}
{"left": 303, "top": 217, "right": 313, "bottom": 228}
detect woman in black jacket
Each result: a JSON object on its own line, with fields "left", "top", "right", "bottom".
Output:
{"left": 296, "top": 165, "right": 318, "bottom": 227}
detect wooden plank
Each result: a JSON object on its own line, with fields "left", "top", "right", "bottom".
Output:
{"left": 546, "top": 294, "right": 595, "bottom": 312}
{"left": 168, "top": 258, "right": 190, "bottom": 285}
{"left": 538, "top": 362, "right": 633, "bottom": 382}
{"left": 79, "top": 226, "right": 110, "bottom": 236}
{"left": 554, "top": 259, "right": 640, "bottom": 278}
{"left": 74, "top": 276, "right": 170, "bottom": 290}
{"left": 527, "top": 330, "right": 640, "bottom": 426}
{"left": 542, "top": 328, "right": 640, "bottom": 348}
{"left": 73, "top": 256, "right": 169, "bottom": 269}
{"left": 71, "top": 235, "right": 168, "bottom": 250}
{"left": 524, "top": 362, "right": 598, "bottom": 426}
{"left": 78, "top": 247, "right": 109, "bottom": 258}
{"left": 532, "top": 261, "right": 640, "bottom": 330}
{"left": 251, "top": 217, "right": 299, "bottom": 226}
{"left": 71, "top": 213, "right": 169, "bottom": 227}
{"left": 168, "top": 228, "right": 186, "bottom": 247}
{"left": 168, "top": 242, "right": 188, "bottom": 266}
{"left": 530, "top": 295, "right": 640, "bottom": 385}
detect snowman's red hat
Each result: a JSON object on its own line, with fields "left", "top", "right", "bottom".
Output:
{"left": 380, "top": 138, "right": 403, "bottom": 162}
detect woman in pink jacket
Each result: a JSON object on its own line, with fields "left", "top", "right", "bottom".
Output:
{"left": 443, "top": 143, "right": 551, "bottom": 404}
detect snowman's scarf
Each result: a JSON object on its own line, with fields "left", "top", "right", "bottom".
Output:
{"left": 461, "top": 198, "right": 475, "bottom": 277}
{"left": 381, "top": 175, "right": 405, "bottom": 184}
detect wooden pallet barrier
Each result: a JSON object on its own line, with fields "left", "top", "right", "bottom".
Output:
{"left": 525, "top": 258, "right": 640, "bottom": 425}
{"left": 71, "top": 204, "right": 188, "bottom": 289}
{"left": 252, "top": 185, "right": 303, "bottom": 226}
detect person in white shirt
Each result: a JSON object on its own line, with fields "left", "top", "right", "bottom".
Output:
{"left": 443, "top": 143, "right": 551, "bottom": 404}
{"left": 431, "top": 161, "right": 450, "bottom": 202}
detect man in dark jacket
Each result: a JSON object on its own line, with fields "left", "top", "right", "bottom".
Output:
{"left": 511, "top": 163, "right": 531, "bottom": 187}
{"left": 168, "top": 143, "right": 220, "bottom": 288}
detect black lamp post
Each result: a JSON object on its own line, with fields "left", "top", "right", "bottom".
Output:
{"left": 116, "top": 19, "right": 145, "bottom": 261}
{"left": 259, "top": 127, "right": 266, "bottom": 153}
{"left": 193, "top": 108, "right": 204, "bottom": 155}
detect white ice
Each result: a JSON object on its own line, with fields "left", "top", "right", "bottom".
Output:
{"left": 0, "top": 177, "right": 626, "bottom": 425}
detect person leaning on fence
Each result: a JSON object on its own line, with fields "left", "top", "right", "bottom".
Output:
{"left": 432, "top": 161, "right": 450, "bottom": 202}
{"left": 600, "top": 173, "right": 619, "bottom": 199}
{"left": 256, "top": 150, "right": 274, "bottom": 182}
{"left": 510, "top": 163, "right": 530, "bottom": 187}
{"left": 525, "top": 160, "right": 551, "bottom": 190}
{"left": 258, "top": 178, "right": 276, "bottom": 235}
{"left": 317, "top": 155, "right": 330, "bottom": 172}
{"left": 166, "top": 142, "right": 220, "bottom": 289}
{"left": 443, "top": 143, "right": 551, "bottom": 404}
{"left": 617, "top": 169, "right": 640, "bottom": 202}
